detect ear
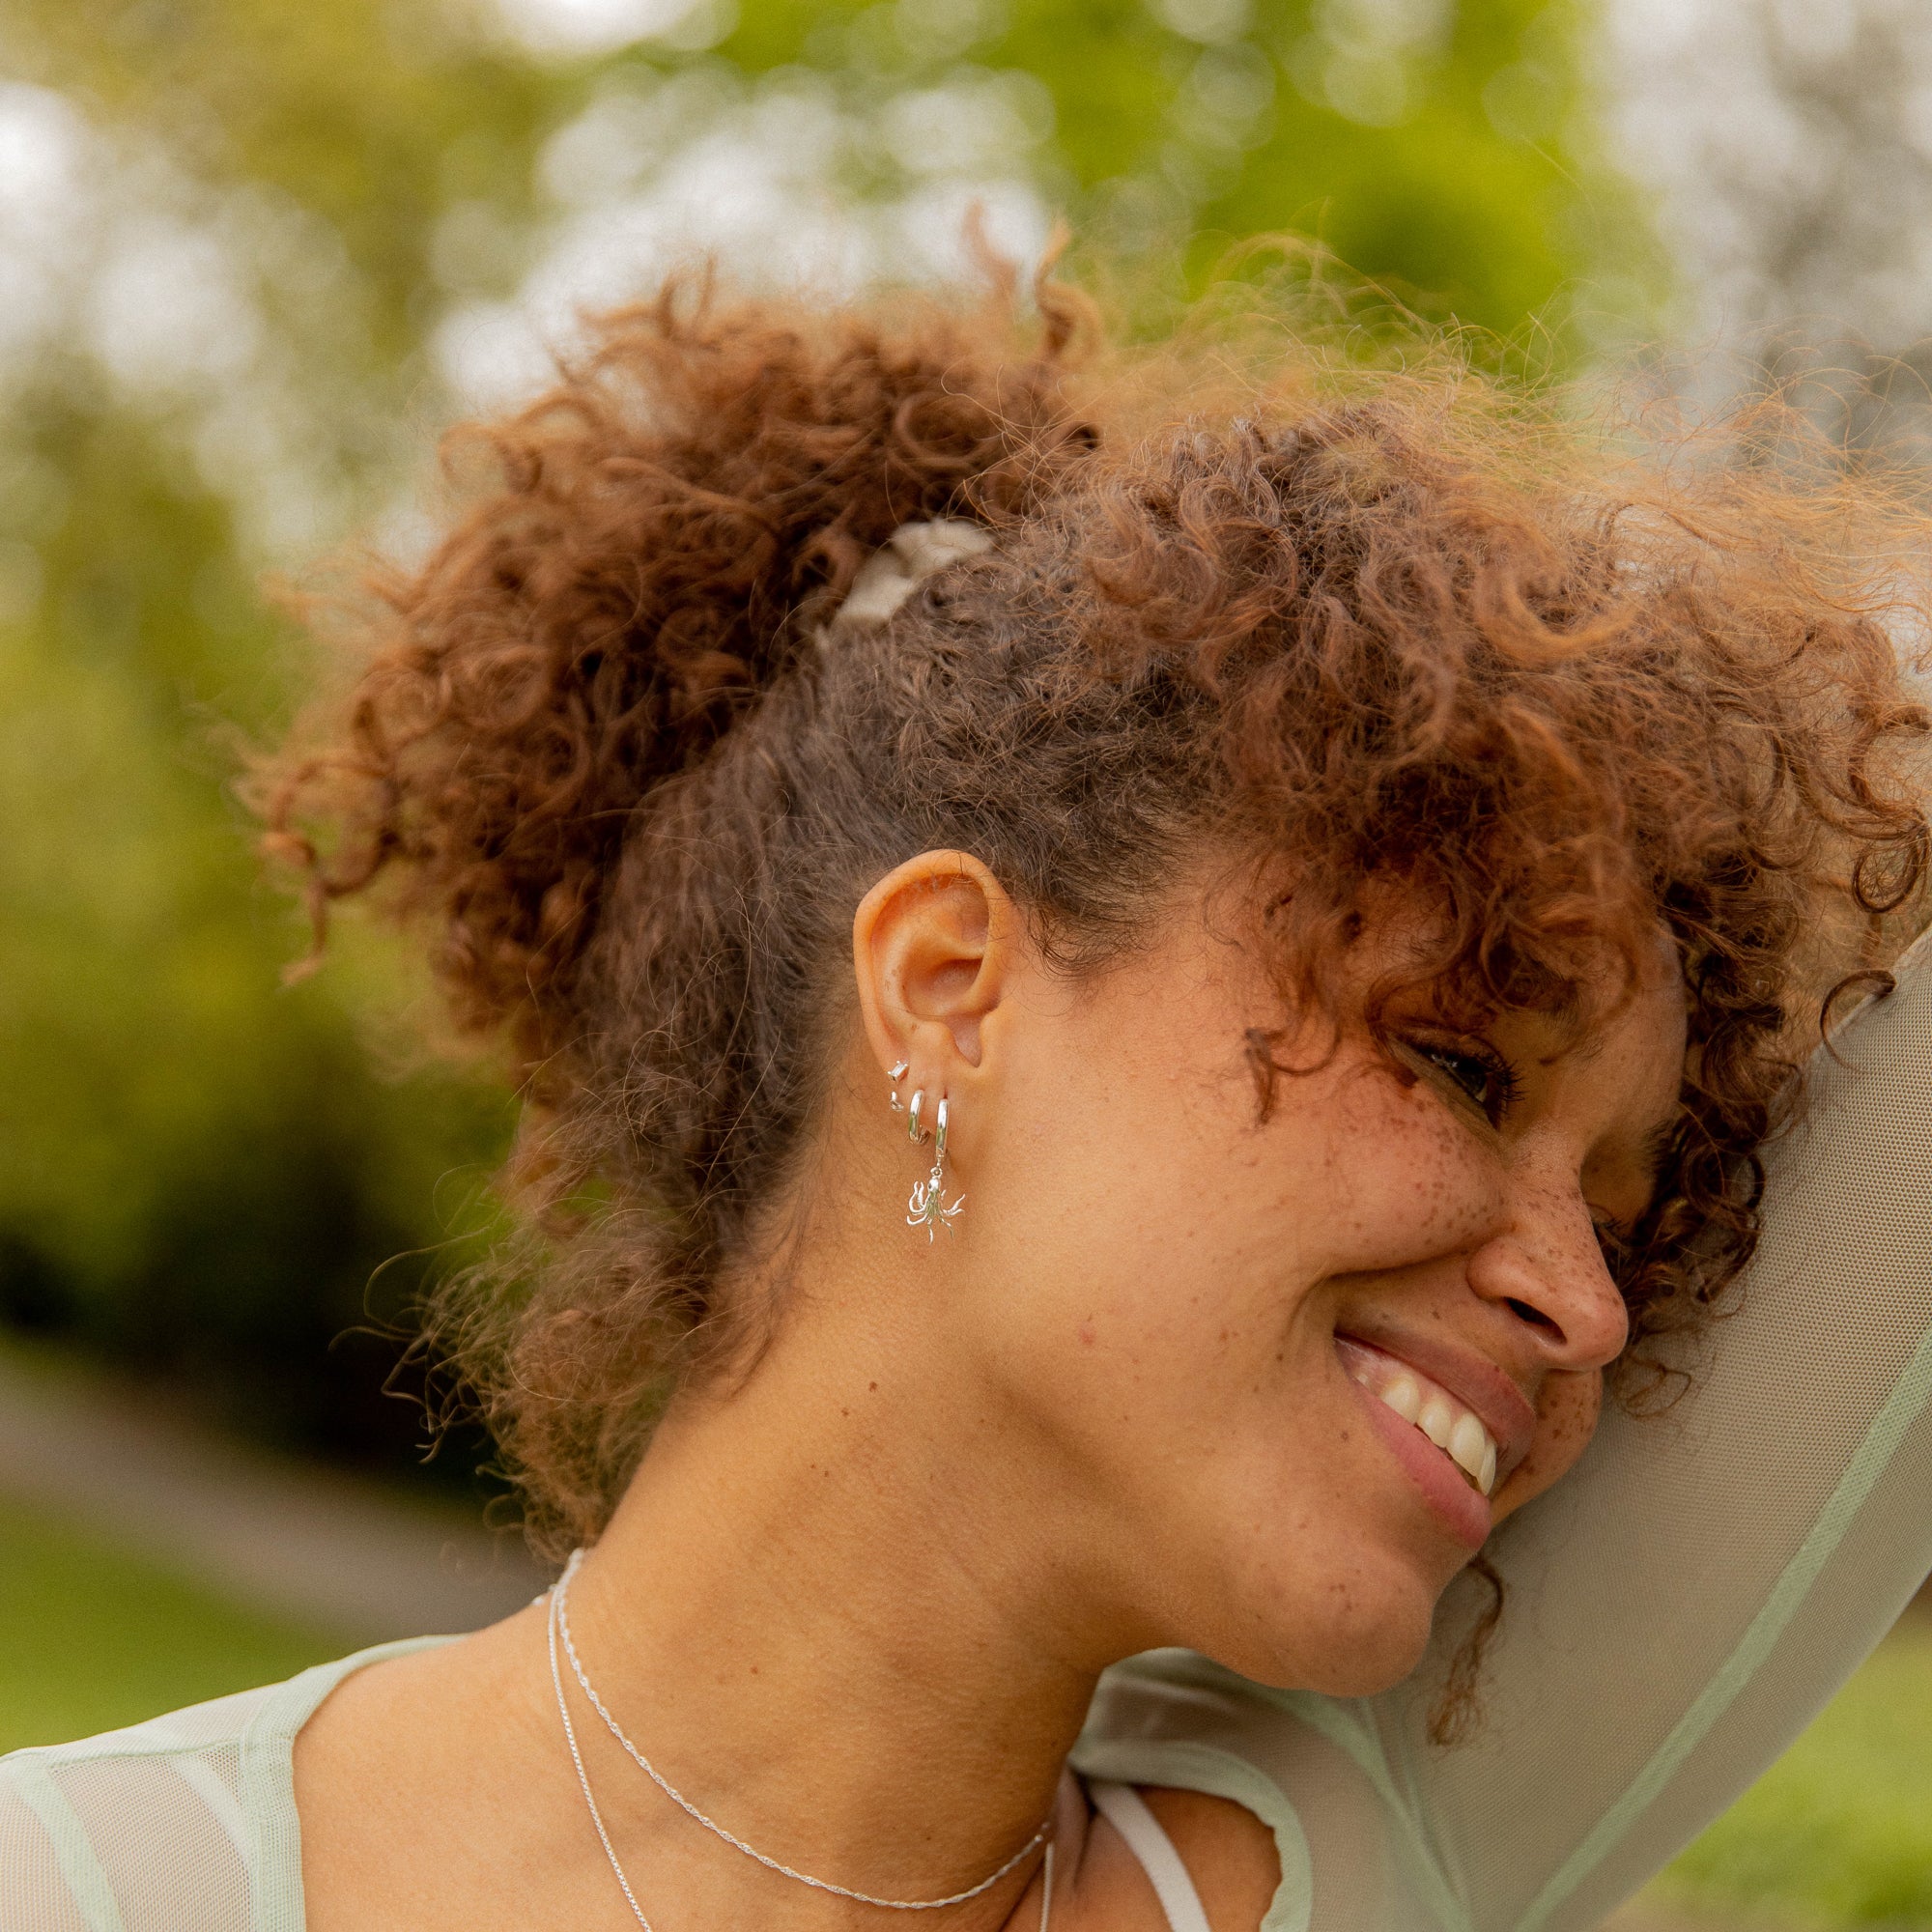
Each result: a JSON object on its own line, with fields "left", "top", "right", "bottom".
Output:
{"left": 852, "top": 851, "right": 1023, "bottom": 1100}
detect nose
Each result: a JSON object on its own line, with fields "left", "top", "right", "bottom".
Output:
{"left": 1464, "top": 1174, "right": 1630, "bottom": 1372}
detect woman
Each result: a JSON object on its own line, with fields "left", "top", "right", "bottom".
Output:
{"left": 7, "top": 280, "right": 1932, "bottom": 1932}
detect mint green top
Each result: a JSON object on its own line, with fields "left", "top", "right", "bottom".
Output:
{"left": 0, "top": 1638, "right": 448, "bottom": 1932}
{"left": 9, "top": 938, "right": 1932, "bottom": 1932}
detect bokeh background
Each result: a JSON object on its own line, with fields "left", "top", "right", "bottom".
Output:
{"left": 4, "top": 0, "right": 1932, "bottom": 1923}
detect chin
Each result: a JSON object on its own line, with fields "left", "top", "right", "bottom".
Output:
{"left": 1204, "top": 1569, "right": 1441, "bottom": 1697}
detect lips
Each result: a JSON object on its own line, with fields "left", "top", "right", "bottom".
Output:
{"left": 1338, "top": 1339, "right": 1497, "bottom": 1493}
{"left": 1333, "top": 1332, "right": 1537, "bottom": 1545}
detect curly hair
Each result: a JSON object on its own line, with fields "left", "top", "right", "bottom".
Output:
{"left": 260, "top": 274, "right": 1931, "bottom": 1555}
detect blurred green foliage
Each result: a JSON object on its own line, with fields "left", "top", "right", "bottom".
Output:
{"left": 722, "top": 0, "right": 1621, "bottom": 334}
{"left": 0, "top": 1493, "right": 340, "bottom": 1749}
{"left": 0, "top": 0, "right": 1642, "bottom": 1473}
{"left": 1657, "top": 1622, "right": 1932, "bottom": 1925}
{"left": 0, "top": 388, "right": 516, "bottom": 1464}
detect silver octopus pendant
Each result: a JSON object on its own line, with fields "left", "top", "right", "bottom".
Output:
{"left": 906, "top": 1169, "right": 966, "bottom": 1240}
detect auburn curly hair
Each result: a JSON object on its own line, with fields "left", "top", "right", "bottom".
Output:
{"left": 260, "top": 273, "right": 1930, "bottom": 1556}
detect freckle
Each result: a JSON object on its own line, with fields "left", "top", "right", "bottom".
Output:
{"left": 868, "top": 1381, "right": 878, "bottom": 1392}
{"left": 1078, "top": 1320, "right": 1096, "bottom": 1346}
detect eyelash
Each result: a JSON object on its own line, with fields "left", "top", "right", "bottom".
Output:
{"left": 1397, "top": 1037, "right": 1650, "bottom": 1269}
{"left": 1405, "top": 1036, "right": 1521, "bottom": 1128}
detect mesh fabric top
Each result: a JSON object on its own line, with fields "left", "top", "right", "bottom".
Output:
{"left": 0, "top": 1639, "right": 445, "bottom": 1932}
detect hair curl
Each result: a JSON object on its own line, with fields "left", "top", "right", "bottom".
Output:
{"left": 260, "top": 274, "right": 1931, "bottom": 1555}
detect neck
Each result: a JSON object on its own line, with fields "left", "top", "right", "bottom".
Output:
{"left": 555, "top": 1302, "right": 1109, "bottom": 1927}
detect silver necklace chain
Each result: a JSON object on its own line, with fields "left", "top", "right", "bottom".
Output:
{"left": 549, "top": 1567, "right": 656, "bottom": 1931}
{"left": 547, "top": 1551, "right": 1055, "bottom": 1926}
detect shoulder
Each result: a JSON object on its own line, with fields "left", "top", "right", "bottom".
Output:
{"left": 1072, "top": 1780, "right": 1281, "bottom": 1932}
{"left": 0, "top": 1683, "right": 282, "bottom": 1927}
{"left": 1, "top": 1674, "right": 283, "bottom": 1792}
{"left": 0, "top": 1640, "right": 448, "bottom": 1929}
{"left": 1139, "top": 1786, "right": 1281, "bottom": 1927}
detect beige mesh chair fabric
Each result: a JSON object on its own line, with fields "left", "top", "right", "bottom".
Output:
{"left": 7, "top": 948, "right": 1932, "bottom": 1929}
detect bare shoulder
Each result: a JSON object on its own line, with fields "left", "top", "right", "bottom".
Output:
{"left": 1067, "top": 1783, "right": 1279, "bottom": 1932}
{"left": 1140, "top": 1786, "right": 1281, "bottom": 1929}
{"left": 294, "top": 1612, "right": 573, "bottom": 1932}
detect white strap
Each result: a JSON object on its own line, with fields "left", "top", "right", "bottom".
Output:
{"left": 1088, "top": 1779, "right": 1213, "bottom": 1932}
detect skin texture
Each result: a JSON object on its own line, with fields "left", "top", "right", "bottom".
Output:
{"left": 294, "top": 852, "right": 1686, "bottom": 1932}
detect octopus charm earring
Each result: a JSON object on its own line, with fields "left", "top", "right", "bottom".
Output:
{"left": 905, "top": 1094, "right": 965, "bottom": 1240}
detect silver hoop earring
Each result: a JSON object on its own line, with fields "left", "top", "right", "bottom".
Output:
{"left": 907, "top": 1094, "right": 965, "bottom": 1240}
{"left": 907, "top": 1089, "right": 931, "bottom": 1146}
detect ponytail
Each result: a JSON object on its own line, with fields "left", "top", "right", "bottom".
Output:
{"left": 261, "top": 274, "right": 1094, "bottom": 1079}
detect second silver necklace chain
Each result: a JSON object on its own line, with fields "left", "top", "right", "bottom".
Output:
{"left": 549, "top": 1549, "right": 1056, "bottom": 1921}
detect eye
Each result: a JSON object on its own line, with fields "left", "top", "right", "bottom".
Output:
{"left": 1403, "top": 1036, "right": 1521, "bottom": 1129}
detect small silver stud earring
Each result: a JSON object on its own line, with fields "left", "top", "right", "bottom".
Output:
{"left": 887, "top": 1061, "right": 908, "bottom": 1112}
{"left": 906, "top": 1094, "right": 965, "bottom": 1240}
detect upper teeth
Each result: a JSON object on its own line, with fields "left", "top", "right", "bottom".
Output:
{"left": 1356, "top": 1363, "right": 1499, "bottom": 1496}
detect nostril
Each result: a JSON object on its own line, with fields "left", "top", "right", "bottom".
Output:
{"left": 1506, "top": 1296, "right": 1562, "bottom": 1337}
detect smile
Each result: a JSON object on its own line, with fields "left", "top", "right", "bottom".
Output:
{"left": 1340, "top": 1345, "right": 1499, "bottom": 1496}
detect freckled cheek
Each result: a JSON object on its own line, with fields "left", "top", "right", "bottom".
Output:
{"left": 1312, "top": 1087, "right": 1503, "bottom": 1271}
{"left": 1493, "top": 1372, "right": 1605, "bottom": 1521}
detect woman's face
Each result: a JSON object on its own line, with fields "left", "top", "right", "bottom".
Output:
{"left": 893, "top": 867, "right": 1687, "bottom": 1698}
